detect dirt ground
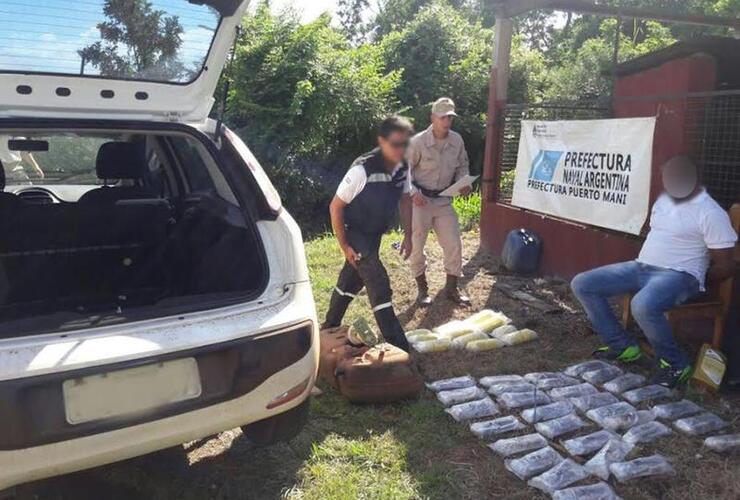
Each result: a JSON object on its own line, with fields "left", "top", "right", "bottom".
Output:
{"left": 15, "top": 231, "right": 740, "bottom": 500}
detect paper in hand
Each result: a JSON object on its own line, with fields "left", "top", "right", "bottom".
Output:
{"left": 439, "top": 175, "right": 479, "bottom": 197}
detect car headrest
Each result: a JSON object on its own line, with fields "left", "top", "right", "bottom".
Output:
{"left": 96, "top": 141, "right": 147, "bottom": 180}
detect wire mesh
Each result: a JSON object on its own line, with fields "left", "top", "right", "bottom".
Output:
{"left": 685, "top": 93, "right": 740, "bottom": 209}
{"left": 497, "top": 93, "right": 740, "bottom": 209}
{"left": 498, "top": 102, "right": 610, "bottom": 203}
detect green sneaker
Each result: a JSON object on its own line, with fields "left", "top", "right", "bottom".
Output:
{"left": 592, "top": 345, "right": 643, "bottom": 363}
{"left": 651, "top": 359, "right": 692, "bottom": 388}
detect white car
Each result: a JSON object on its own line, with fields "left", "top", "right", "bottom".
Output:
{"left": 0, "top": 0, "right": 318, "bottom": 492}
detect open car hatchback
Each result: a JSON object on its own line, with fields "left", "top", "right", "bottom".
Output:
{"left": 0, "top": 0, "right": 318, "bottom": 492}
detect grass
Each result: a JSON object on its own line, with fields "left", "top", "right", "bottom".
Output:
{"left": 25, "top": 229, "right": 740, "bottom": 500}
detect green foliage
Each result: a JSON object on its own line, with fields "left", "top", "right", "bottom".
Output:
{"left": 546, "top": 19, "right": 675, "bottom": 101}
{"left": 452, "top": 191, "right": 481, "bottom": 231}
{"left": 227, "top": 3, "right": 401, "bottom": 165}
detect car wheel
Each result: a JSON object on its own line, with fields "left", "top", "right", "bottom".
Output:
{"left": 241, "top": 398, "right": 310, "bottom": 447}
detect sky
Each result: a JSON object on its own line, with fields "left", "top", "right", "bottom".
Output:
{"left": 0, "top": 1, "right": 345, "bottom": 78}
{"left": 0, "top": 0, "right": 226, "bottom": 78}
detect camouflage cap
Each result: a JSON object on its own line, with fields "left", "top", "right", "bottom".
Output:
{"left": 432, "top": 97, "right": 458, "bottom": 117}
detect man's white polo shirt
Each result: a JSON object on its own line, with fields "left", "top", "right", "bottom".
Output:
{"left": 637, "top": 189, "right": 737, "bottom": 290}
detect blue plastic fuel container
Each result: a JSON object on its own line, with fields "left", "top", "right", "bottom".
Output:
{"left": 501, "top": 229, "right": 542, "bottom": 274}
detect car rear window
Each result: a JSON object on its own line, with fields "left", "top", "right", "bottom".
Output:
{"left": 2, "top": 135, "right": 109, "bottom": 185}
{"left": 0, "top": 0, "right": 221, "bottom": 83}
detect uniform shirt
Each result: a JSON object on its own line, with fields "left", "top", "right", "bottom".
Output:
{"left": 336, "top": 161, "right": 409, "bottom": 204}
{"left": 0, "top": 135, "right": 31, "bottom": 184}
{"left": 406, "top": 126, "right": 469, "bottom": 205}
{"left": 637, "top": 189, "right": 737, "bottom": 290}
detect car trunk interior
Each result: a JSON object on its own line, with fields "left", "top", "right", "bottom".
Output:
{"left": 0, "top": 127, "right": 268, "bottom": 338}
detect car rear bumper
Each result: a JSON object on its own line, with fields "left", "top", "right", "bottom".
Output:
{"left": 0, "top": 323, "right": 317, "bottom": 491}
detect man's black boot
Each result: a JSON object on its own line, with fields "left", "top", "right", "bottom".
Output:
{"left": 321, "top": 290, "right": 352, "bottom": 330}
{"left": 373, "top": 308, "right": 410, "bottom": 352}
{"left": 415, "top": 274, "right": 433, "bottom": 306}
{"left": 444, "top": 274, "right": 471, "bottom": 306}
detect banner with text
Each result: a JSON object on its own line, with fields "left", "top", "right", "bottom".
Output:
{"left": 511, "top": 117, "right": 655, "bottom": 235}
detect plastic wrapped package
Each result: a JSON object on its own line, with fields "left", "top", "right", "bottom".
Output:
{"left": 673, "top": 413, "right": 728, "bottom": 436}
{"left": 622, "top": 385, "right": 673, "bottom": 404}
{"left": 521, "top": 400, "right": 575, "bottom": 424}
{"left": 535, "top": 413, "right": 588, "bottom": 439}
{"left": 488, "top": 381, "right": 535, "bottom": 397}
{"left": 436, "top": 386, "right": 487, "bottom": 407}
{"left": 524, "top": 371, "right": 562, "bottom": 382}
{"left": 479, "top": 374, "right": 524, "bottom": 387}
{"left": 505, "top": 446, "right": 564, "bottom": 480}
{"left": 571, "top": 392, "right": 619, "bottom": 412}
{"left": 563, "top": 430, "right": 620, "bottom": 457}
{"left": 634, "top": 410, "right": 656, "bottom": 426}
{"left": 491, "top": 324, "right": 518, "bottom": 340}
{"left": 535, "top": 375, "right": 580, "bottom": 390}
{"left": 501, "top": 329, "right": 538, "bottom": 346}
{"left": 445, "top": 397, "right": 500, "bottom": 422}
{"left": 609, "top": 454, "right": 675, "bottom": 482}
{"left": 704, "top": 434, "right": 740, "bottom": 453}
{"left": 489, "top": 433, "right": 548, "bottom": 457}
{"left": 528, "top": 459, "right": 588, "bottom": 494}
{"left": 623, "top": 421, "right": 672, "bottom": 445}
{"left": 408, "top": 334, "right": 439, "bottom": 344}
{"left": 465, "top": 309, "right": 510, "bottom": 333}
{"left": 470, "top": 415, "right": 525, "bottom": 439}
{"left": 651, "top": 399, "right": 703, "bottom": 421}
{"left": 586, "top": 402, "right": 640, "bottom": 431}
{"left": 414, "top": 338, "right": 452, "bottom": 353}
{"left": 603, "top": 373, "right": 646, "bottom": 394}
{"left": 581, "top": 365, "right": 623, "bottom": 385}
{"left": 426, "top": 376, "right": 476, "bottom": 392}
{"left": 552, "top": 482, "right": 622, "bottom": 500}
{"left": 405, "top": 329, "right": 433, "bottom": 341}
{"left": 466, "top": 339, "right": 507, "bottom": 352}
{"left": 564, "top": 360, "right": 614, "bottom": 378}
{"left": 584, "top": 439, "right": 635, "bottom": 480}
{"left": 498, "top": 389, "right": 552, "bottom": 409}
{"left": 451, "top": 331, "right": 489, "bottom": 349}
{"left": 549, "top": 383, "right": 598, "bottom": 400}
{"left": 433, "top": 320, "right": 477, "bottom": 339}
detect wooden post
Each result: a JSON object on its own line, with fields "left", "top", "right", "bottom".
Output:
{"left": 482, "top": 16, "right": 512, "bottom": 204}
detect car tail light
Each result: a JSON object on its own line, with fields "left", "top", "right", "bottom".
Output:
{"left": 224, "top": 127, "right": 282, "bottom": 213}
{"left": 266, "top": 377, "right": 311, "bottom": 410}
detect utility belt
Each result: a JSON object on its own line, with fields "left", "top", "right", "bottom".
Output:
{"left": 413, "top": 181, "right": 452, "bottom": 199}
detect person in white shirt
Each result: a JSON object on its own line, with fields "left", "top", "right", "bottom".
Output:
{"left": 0, "top": 135, "right": 44, "bottom": 183}
{"left": 321, "top": 116, "right": 415, "bottom": 351}
{"left": 571, "top": 156, "right": 737, "bottom": 387}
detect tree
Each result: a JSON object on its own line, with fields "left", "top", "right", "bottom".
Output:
{"left": 79, "top": 0, "right": 185, "bottom": 80}
{"left": 227, "top": 4, "right": 401, "bottom": 163}
{"left": 337, "top": 0, "right": 370, "bottom": 43}
{"left": 546, "top": 19, "right": 675, "bottom": 101}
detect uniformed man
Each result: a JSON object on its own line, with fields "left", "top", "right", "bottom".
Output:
{"left": 406, "top": 97, "right": 470, "bottom": 306}
{"left": 321, "top": 116, "right": 414, "bottom": 351}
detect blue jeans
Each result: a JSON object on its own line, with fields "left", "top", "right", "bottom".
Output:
{"left": 571, "top": 261, "right": 700, "bottom": 369}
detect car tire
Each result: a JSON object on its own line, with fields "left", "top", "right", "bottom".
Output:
{"left": 241, "top": 398, "right": 310, "bottom": 447}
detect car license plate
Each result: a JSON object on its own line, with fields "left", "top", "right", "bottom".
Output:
{"left": 63, "top": 358, "right": 202, "bottom": 425}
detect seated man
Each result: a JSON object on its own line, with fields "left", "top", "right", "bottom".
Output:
{"left": 321, "top": 116, "right": 415, "bottom": 351}
{"left": 571, "top": 156, "right": 737, "bottom": 387}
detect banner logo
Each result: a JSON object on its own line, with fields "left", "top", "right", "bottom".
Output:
{"left": 529, "top": 150, "right": 564, "bottom": 182}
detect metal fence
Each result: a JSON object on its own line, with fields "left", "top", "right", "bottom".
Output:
{"left": 498, "top": 101, "right": 610, "bottom": 203}
{"left": 685, "top": 91, "right": 740, "bottom": 208}
{"left": 497, "top": 91, "right": 740, "bottom": 209}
